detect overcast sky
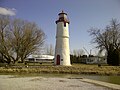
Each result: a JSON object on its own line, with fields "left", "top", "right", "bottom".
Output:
{"left": 0, "top": 0, "right": 120, "bottom": 55}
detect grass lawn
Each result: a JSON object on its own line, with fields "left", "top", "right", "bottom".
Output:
{"left": 0, "top": 63, "right": 120, "bottom": 75}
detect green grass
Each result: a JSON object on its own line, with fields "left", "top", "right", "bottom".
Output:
{"left": 0, "top": 63, "right": 120, "bottom": 76}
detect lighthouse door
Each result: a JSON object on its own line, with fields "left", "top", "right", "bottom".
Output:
{"left": 56, "top": 55, "right": 60, "bottom": 65}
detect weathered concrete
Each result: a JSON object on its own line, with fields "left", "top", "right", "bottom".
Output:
{"left": 81, "top": 78, "right": 120, "bottom": 90}
{"left": 0, "top": 75, "right": 114, "bottom": 90}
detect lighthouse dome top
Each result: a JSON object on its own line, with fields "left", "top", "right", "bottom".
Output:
{"left": 58, "top": 10, "right": 67, "bottom": 15}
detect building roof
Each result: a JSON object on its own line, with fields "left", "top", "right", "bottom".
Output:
{"left": 27, "top": 54, "right": 54, "bottom": 59}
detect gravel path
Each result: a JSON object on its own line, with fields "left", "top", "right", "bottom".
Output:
{"left": 0, "top": 75, "right": 112, "bottom": 90}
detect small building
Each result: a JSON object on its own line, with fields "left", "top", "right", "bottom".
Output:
{"left": 80, "top": 56, "right": 107, "bottom": 64}
{"left": 26, "top": 55, "right": 54, "bottom": 63}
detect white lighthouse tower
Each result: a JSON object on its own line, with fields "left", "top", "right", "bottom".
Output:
{"left": 54, "top": 11, "right": 71, "bottom": 66}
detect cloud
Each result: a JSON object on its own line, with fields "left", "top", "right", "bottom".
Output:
{"left": 0, "top": 7, "right": 16, "bottom": 16}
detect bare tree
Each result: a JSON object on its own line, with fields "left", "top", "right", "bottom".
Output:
{"left": 11, "top": 19, "right": 45, "bottom": 63}
{"left": 0, "top": 15, "right": 12, "bottom": 64}
{"left": 89, "top": 19, "right": 120, "bottom": 65}
{"left": 72, "top": 49, "right": 85, "bottom": 56}
{"left": 45, "top": 44, "right": 54, "bottom": 55}
{"left": 0, "top": 15, "right": 45, "bottom": 64}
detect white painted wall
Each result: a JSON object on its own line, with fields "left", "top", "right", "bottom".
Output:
{"left": 55, "top": 22, "right": 71, "bottom": 66}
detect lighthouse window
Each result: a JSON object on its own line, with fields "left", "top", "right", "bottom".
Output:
{"left": 61, "top": 59, "right": 63, "bottom": 61}
{"left": 64, "top": 22, "right": 66, "bottom": 27}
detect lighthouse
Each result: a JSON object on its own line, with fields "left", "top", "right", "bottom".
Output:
{"left": 54, "top": 11, "right": 71, "bottom": 66}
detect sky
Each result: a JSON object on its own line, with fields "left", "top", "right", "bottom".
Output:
{"left": 0, "top": 0, "right": 120, "bottom": 55}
